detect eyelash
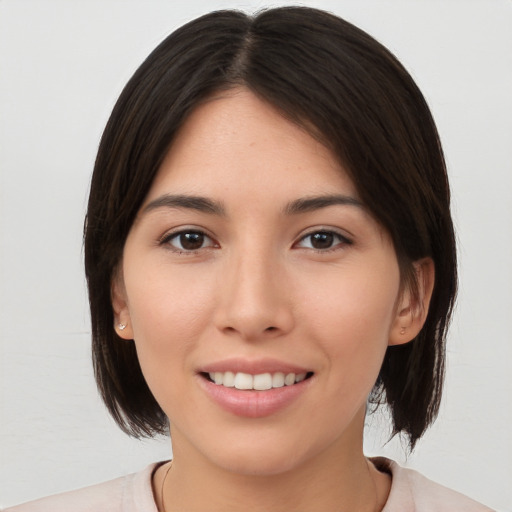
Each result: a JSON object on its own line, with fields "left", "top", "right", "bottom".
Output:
{"left": 159, "top": 228, "right": 353, "bottom": 254}
{"left": 294, "top": 229, "right": 353, "bottom": 252}
{"left": 159, "top": 229, "right": 217, "bottom": 254}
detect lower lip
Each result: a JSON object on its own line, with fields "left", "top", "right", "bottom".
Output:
{"left": 197, "top": 375, "right": 312, "bottom": 418}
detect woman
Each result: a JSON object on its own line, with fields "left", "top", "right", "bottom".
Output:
{"left": 6, "top": 6, "right": 494, "bottom": 511}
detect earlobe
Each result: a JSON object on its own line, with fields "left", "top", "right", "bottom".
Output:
{"left": 389, "top": 258, "right": 435, "bottom": 346}
{"left": 111, "top": 271, "right": 134, "bottom": 340}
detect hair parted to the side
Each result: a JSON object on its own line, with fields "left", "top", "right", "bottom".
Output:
{"left": 84, "top": 6, "right": 457, "bottom": 449}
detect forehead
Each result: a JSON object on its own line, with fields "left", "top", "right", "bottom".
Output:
{"left": 145, "top": 88, "right": 358, "bottom": 205}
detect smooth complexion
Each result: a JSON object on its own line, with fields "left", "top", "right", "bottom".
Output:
{"left": 113, "top": 88, "right": 433, "bottom": 512}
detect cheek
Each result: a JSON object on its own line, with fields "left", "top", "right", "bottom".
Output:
{"left": 307, "top": 262, "right": 399, "bottom": 328}
{"left": 127, "top": 262, "right": 214, "bottom": 339}
{"left": 123, "top": 264, "right": 216, "bottom": 390}
{"left": 302, "top": 261, "right": 400, "bottom": 374}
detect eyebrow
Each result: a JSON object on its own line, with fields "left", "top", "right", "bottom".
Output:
{"left": 284, "top": 194, "right": 364, "bottom": 215}
{"left": 143, "top": 194, "right": 226, "bottom": 215}
{"left": 142, "top": 193, "right": 363, "bottom": 217}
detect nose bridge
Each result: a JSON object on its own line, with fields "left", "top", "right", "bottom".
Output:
{"left": 216, "top": 239, "right": 293, "bottom": 339}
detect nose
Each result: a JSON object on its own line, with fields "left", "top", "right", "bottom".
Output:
{"left": 214, "top": 248, "right": 295, "bottom": 341}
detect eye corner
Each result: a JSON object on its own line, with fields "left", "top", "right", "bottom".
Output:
{"left": 159, "top": 228, "right": 219, "bottom": 253}
{"left": 294, "top": 228, "right": 353, "bottom": 252}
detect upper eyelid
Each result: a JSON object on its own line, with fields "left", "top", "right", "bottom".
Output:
{"left": 295, "top": 226, "right": 353, "bottom": 242}
{"left": 159, "top": 229, "right": 219, "bottom": 254}
{"left": 293, "top": 228, "right": 354, "bottom": 250}
{"left": 159, "top": 226, "right": 215, "bottom": 243}
{"left": 157, "top": 225, "right": 353, "bottom": 248}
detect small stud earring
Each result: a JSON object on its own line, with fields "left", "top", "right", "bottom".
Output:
{"left": 118, "top": 323, "right": 127, "bottom": 330}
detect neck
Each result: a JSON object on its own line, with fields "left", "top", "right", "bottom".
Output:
{"left": 155, "top": 426, "right": 390, "bottom": 512}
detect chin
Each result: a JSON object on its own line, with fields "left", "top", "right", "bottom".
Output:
{"left": 200, "top": 429, "right": 329, "bottom": 478}
{"left": 213, "top": 449, "right": 306, "bottom": 477}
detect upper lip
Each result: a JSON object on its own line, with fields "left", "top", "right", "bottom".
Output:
{"left": 199, "top": 358, "right": 311, "bottom": 375}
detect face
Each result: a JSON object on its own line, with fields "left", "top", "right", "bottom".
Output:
{"left": 113, "top": 88, "right": 415, "bottom": 475}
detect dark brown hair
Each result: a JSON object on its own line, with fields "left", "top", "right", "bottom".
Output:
{"left": 84, "top": 6, "right": 457, "bottom": 449}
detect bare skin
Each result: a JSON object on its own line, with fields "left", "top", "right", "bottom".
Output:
{"left": 152, "top": 414, "right": 392, "bottom": 512}
{"left": 114, "top": 88, "right": 433, "bottom": 512}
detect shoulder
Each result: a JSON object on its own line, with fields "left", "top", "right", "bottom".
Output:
{"left": 372, "top": 457, "right": 495, "bottom": 512}
{"left": 3, "top": 463, "right": 161, "bottom": 512}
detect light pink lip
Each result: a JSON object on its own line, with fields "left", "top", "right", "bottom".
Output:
{"left": 199, "top": 357, "right": 311, "bottom": 375}
{"left": 197, "top": 372, "right": 313, "bottom": 418}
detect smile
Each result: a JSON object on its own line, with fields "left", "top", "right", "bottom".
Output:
{"left": 206, "top": 371, "right": 311, "bottom": 390}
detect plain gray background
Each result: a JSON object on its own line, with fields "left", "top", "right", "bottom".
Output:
{"left": 1, "top": 1, "right": 511, "bottom": 510}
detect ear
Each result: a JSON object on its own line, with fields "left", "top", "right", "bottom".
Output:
{"left": 389, "top": 257, "right": 435, "bottom": 346}
{"left": 111, "top": 268, "right": 134, "bottom": 340}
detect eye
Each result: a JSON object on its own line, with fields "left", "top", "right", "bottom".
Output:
{"left": 161, "top": 230, "right": 216, "bottom": 252}
{"left": 295, "top": 230, "right": 351, "bottom": 251}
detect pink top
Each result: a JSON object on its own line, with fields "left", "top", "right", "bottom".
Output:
{"left": 4, "top": 458, "right": 494, "bottom": 511}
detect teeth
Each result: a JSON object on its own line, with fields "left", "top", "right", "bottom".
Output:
{"left": 234, "top": 372, "right": 253, "bottom": 390}
{"left": 272, "top": 372, "right": 285, "bottom": 388}
{"left": 222, "top": 371, "right": 235, "bottom": 387}
{"left": 207, "top": 371, "right": 309, "bottom": 390}
{"left": 253, "top": 373, "right": 272, "bottom": 390}
{"left": 284, "top": 373, "right": 295, "bottom": 386}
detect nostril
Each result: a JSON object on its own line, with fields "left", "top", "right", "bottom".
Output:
{"left": 265, "top": 326, "right": 277, "bottom": 332}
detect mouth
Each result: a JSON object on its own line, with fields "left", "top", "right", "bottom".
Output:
{"left": 197, "top": 363, "right": 315, "bottom": 417}
{"left": 201, "top": 371, "right": 314, "bottom": 391}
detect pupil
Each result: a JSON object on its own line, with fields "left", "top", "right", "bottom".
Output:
{"left": 180, "top": 232, "right": 203, "bottom": 250}
{"left": 311, "top": 232, "right": 333, "bottom": 249}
